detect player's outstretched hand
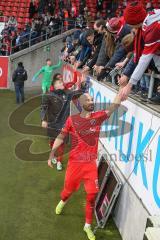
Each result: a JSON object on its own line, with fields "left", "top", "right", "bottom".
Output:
{"left": 119, "top": 83, "right": 132, "bottom": 101}
{"left": 48, "top": 159, "right": 53, "bottom": 168}
{"left": 118, "top": 74, "right": 128, "bottom": 87}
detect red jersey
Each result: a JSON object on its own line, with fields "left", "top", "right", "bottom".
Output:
{"left": 142, "top": 9, "right": 160, "bottom": 55}
{"left": 62, "top": 111, "right": 109, "bottom": 163}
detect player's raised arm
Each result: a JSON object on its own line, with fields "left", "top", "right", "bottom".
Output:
{"left": 106, "top": 94, "right": 121, "bottom": 117}
{"left": 51, "top": 59, "right": 62, "bottom": 70}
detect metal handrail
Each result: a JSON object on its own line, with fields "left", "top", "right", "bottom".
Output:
{"left": 9, "top": 26, "right": 64, "bottom": 55}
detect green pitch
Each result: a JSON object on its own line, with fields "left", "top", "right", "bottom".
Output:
{"left": 0, "top": 90, "right": 122, "bottom": 240}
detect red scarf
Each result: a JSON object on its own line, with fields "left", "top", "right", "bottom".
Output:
{"left": 134, "top": 28, "right": 144, "bottom": 63}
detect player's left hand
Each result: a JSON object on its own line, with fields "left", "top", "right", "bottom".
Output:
{"left": 48, "top": 159, "right": 53, "bottom": 168}
{"left": 119, "top": 83, "right": 132, "bottom": 101}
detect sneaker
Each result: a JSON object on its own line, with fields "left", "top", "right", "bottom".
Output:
{"left": 57, "top": 161, "right": 62, "bottom": 171}
{"left": 83, "top": 226, "right": 96, "bottom": 240}
{"left": 55, "top": 200, "right": 65, "bottom": 215}
{"left": 51, "top": 158, "right": 57, "bottom": 165}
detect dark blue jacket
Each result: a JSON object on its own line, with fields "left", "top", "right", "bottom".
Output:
{"left": 76, "top": 32, "right": 92, "bottom": 63}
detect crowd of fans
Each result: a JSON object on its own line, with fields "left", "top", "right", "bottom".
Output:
{"left": 60, "top": 2, "right": 160, "bottom": 104}
{"left": 0, "top": 0, "right": 84, "bottom": 55}
{"left": 0, "top": 0, "right": 122, "bottom": 55}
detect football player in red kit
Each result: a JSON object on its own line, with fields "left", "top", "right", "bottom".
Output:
{"left": 48, "top": 93, "right": 121, "bottom": 240}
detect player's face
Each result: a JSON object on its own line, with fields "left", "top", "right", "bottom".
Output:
{"left": 47, "top": 60, "right": 52, "bottom": 66}
{"left": 83, "top": 95, "right": 94, "bottom": 112}
{"left": 54, "top": 80, "right": 65, "bottom": 90}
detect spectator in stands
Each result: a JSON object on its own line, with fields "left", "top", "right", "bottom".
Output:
{"left": 34, "top": 17, "right": 43, "bottom": 37}
{"left": 47, "top": 0, "right": 55, "bottom": 16}
{"left": 94, "top": 17, "right": 131, "bottom": 80}
{"left": 38, "top": 0, "right": 46, "bottom": 14}
{"left": 115, "top": 32, "right": 134, "bottom": 69}
{"left": 71, "top": 3, "right": 77, "bottom": 18}
{"left": 65, "top": 30, "right": 82, "bottom": 65}
{"left": 97, "top": 0, "right": 103, "bottom": 11}
{"left": 53, "top": 14, "right": 62, "bottom": 35}
{"left": 15, "top": 32, "right": 22, "bottom": 51}
{"left": 66, "top": 0, "right": 72, "bottom": 13}
{"left": 63, "top": 8, "right": 69, "bottom": 31}
{"left": 1, "top": 24, "right": 9, "bottom": 36}
{"left": 10, "top": 31, "right": 17, "bottom": 54}
{"left": 76, "top": 15, "right": 85, "bottom": 28}
{"left": 59, "top": 0, "right": 64, "bottom": 12}
{"left": 19, "top": 28, "right": 30, "bottom": 48}
{"left": 8, "top": 16, "right": 17, "bottom": 31}
{"left": 84, "top": 11, "right": 94, "bottom": 28}
{"left": 106, "top": 0, "right": 118, "bottom": 18}
{"left": 62, "top": 36, "right": 73, "bottom": 61}
{"left": 12, "top": 62, "right": 28, "bottom": 104}
{"left": 29, "top": 0, "right": 37, "bottom": 19}
{"left": 43, "top": 12, "right": 51, "bottom": 25}
{"left": 75, "top": 29, "right": 94, "bottom": 69}
{"left": 83, "top": 19, "right": 106, "bottom": 73}
{"left": 79, "top": 1, "right": 85, "bottom": 15}
{"left": 118, "top": 2, "right": 160, "bottom": 104}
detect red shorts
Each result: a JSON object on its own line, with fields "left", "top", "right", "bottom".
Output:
{"left": 64, "top": 162, "right": 99, "bottom": 194}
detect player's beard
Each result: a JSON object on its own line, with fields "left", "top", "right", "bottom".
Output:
{"left": 83, "top": 104, "right": 94, "bottom": 112}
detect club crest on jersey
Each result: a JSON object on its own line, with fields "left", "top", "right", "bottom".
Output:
{"left": 90, "top": 119, "right": 96, "bottom": 125}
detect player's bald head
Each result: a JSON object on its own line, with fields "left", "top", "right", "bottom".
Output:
{"left": 79, "top": 93, "right": 94, "bottom": 112}
{"left": 79, "top": 93, "right": 90, "bottom": 104}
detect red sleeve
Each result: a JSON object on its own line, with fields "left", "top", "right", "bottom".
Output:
{"left": 50, "top": 86, "right": 54, "bottom": 92}
{"left": 93, "top": 111, "right": 109, "bottom": 123}
{"left": 64, "top": 71, "right": 77, "bottom": 89}
{"left": 61, "top": 116, "right": 72, "bottom": 135}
